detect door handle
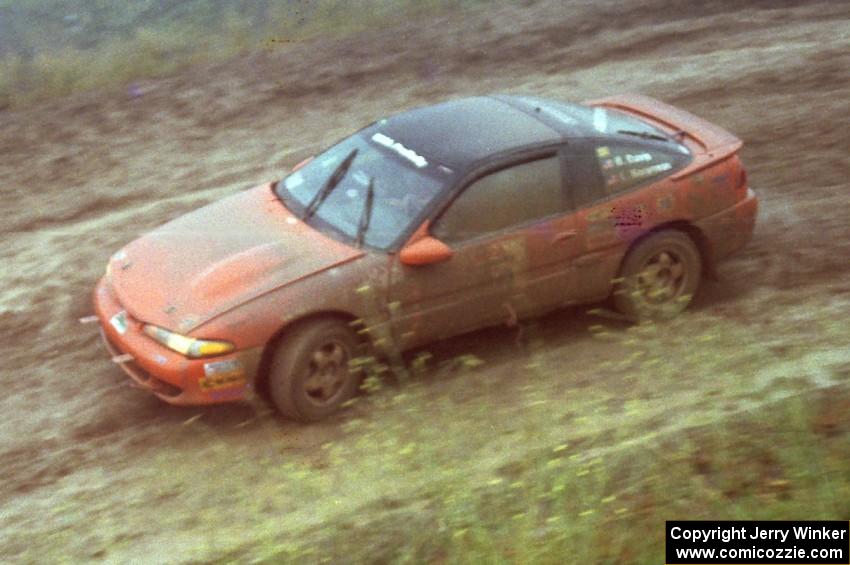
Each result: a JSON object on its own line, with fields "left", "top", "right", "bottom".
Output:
{"left": 551, "top": 229, "right": 578, "bottom": 243}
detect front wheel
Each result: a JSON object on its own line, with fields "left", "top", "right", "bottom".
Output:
{"left": 614, "top": 230, "right": 702, "bottom": 321}
{"left": 268, "top": 318, "right": 362, "bottom": 422}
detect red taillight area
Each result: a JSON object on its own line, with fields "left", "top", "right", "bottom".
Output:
{"left": 731, "top": 155, "right": 748, "bottom": 201}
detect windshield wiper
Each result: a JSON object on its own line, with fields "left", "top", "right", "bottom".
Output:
{"left": 303, "top": 148, "right": 358, "bottom": 220}
{"left": 616, "top": 129, "right": 669, "bottom": 142}
{"left": 355, "top": 176, "right": 375, "bottom": 248}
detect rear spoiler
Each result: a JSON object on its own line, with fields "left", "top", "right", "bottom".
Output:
{"left": 585, "top": 93, "right": 743, "bottom": 178}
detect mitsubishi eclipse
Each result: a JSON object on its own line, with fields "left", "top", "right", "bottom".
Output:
{"left": 91, "top": 93, "right": 757, "bottom": 421}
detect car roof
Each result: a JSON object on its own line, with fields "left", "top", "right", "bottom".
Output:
{"left": 374, "top": 95, "right": 581, "bottom": 170}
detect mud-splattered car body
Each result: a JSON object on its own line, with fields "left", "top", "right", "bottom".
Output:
{"left": 92, "top": 93, "right": 757, "bottom": 415}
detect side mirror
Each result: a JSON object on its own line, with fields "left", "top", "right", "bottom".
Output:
{"left": 399, "top": 236, "right": 453, "bottom": 266}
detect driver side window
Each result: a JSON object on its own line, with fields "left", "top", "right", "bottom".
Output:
{"left": 432, "top": 155, "right": 563, "bottom": 243}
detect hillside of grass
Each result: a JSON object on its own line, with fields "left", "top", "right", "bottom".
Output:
{"left": 0, "top": 0, "right": 490, "bottom": 107}
{"left": 244, "top": 389, "right": 850, "bottom": 563}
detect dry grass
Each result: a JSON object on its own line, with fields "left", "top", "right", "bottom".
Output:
{"left": 0, "top": 0, "right": 492, "bottom": 107}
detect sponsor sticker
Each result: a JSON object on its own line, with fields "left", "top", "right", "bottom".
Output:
{"left": 200, "top": 359, "right": 245, "bottom": 391}
{"left": 371, "top": 132, "right": 428, "bottom": 168}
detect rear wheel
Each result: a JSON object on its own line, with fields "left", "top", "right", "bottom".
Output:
{"left": 614, "top": 230, "right": 702, "bottom": 321}
{"left": 268, "top": 318, "right": 362, "bottom": 422}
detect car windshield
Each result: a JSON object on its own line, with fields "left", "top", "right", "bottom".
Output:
{"left": 275, "top": 131, "right": 447, "bottom": 250}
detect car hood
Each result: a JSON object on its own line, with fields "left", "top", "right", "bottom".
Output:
{"left": 108, "top": 183, "right": 364, "bottom": 333}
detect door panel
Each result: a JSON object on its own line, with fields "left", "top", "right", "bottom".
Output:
{"left": 387, "top": 150, "right": 583, "bottom": 350}
{"left": 572, "top": 196, "right": 637, "bottom": 303}
{"left": 388, "top": 233, "right": 516, "bottom": 349}
{"left": 572, "top": 155, "right": 680, "bottom": 303}
{"left": 515, "top": 213, "right": 583, "bottom": 317}
{"left": 388, "top": 213, "right": 582, "bottom": 350}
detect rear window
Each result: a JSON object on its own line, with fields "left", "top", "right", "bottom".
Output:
{"left": 528, "top": 97, "right": 664, "bottom": 135}
{"left": 519, "top": 97, "right": 689, "bottom": 154}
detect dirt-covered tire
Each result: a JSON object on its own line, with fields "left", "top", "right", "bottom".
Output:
{"left": 267, "top": 318, "right": 362, "bottom": 422}
{"left": 614, "top": 230, "right": 702, "bottom": 321}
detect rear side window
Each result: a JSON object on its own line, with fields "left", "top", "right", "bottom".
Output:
{"left": 432, "top": 155, "right": 563, "bottom": 242}
{"left": 517, "top": 97, "right": 672, "bottom": 140}
{"left": 594, "top": 143, "right": 688, "bottom": 195}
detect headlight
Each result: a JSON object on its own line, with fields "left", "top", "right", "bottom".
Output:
{"left": 143, "top": 324, "right": 234, "bottom": 358}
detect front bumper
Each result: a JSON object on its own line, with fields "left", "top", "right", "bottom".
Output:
{"left": 695, "top": 187, "right": 758, "bottom": 265}
{"left": 93, "top": 276, "right": 262, "bottom": 405}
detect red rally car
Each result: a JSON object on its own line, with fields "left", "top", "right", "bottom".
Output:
{"left": 91, "top": 93, "right": 757, "bottom": 421}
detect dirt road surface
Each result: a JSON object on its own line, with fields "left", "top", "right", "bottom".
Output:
{"left": 2, "top": 1, "right": 849, "bottom": 562}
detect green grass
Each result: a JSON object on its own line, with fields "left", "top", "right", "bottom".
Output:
{"left": 240, "top": 387, "right": 849, "bottom": 564}
{"left": 0, "top": 0, "right": 493, "bottom": 107}
{"left": 8, "top": 306, "right": 848, "bottom": 563}
{"left": 194, "top": 309, "right": 850, "bottom": 564}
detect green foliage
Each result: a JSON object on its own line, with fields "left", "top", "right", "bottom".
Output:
{"left": 233, "top": 309, "right": 850, "bottom": 564}
{"left": 249, "top": 388, "right": 849, "bottom": 564}
{"left": 0, "top": 0, "right": 494, "bottom": 106}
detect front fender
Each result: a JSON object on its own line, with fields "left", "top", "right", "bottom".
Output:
{"left": 193, "top": 253, "right": 394, "bottom": 352}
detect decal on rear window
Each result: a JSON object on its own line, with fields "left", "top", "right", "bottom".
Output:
{"left": 629, "top": 161, "right": 673, "bottom": 179}
{"left": 594, "top": 144, "right": 681, "bottom": 194}
{"left": 592, "top": 107, "right": 609, "bottom": 133}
